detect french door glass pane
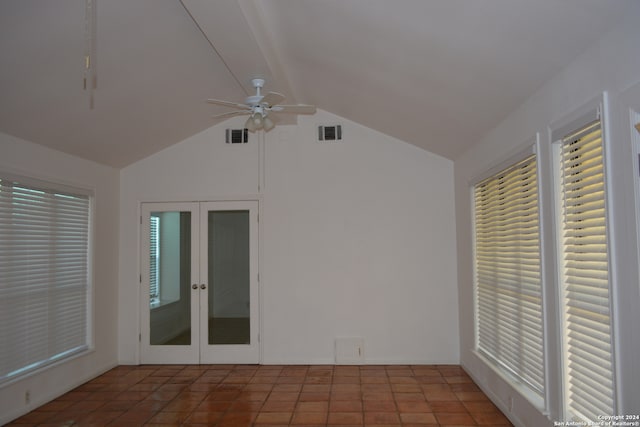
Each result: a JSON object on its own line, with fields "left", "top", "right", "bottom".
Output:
{"left": 149, "top": 211, "right": 192, "bottom": 346}
{"left": 208, "top": 210, "right": 250, "bottom": 344}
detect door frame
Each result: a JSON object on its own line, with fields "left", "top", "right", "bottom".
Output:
{"left": 139, "top": 199, "right": 261, "bottom": 365}
{"left": 199, "top": 200, "right": 260, "bottom": 363}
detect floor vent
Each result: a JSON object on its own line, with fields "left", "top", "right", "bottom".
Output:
{"left": 335, "top": 337, "right": 364, "bottom": 364}
{"left": 226, "top": 128, "right": 248, "bottom": 144}
{"left": 318, "top": 125, "right": 342, "bottom": 142}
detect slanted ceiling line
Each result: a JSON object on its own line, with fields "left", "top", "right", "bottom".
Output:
{"left": 178, "top": 0, "right": 249, "bottom": 96}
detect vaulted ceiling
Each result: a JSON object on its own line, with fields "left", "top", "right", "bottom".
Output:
{"left": 1, "top": 0, "right": 638, "bottom": 168}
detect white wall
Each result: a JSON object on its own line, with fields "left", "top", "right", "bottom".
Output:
{"left": 0, "top": 132, "right": 120, "bottom": 425}
{"left": 118, "top": 109, "right": 459, "bottom": 365}
{"left": 455, "top": 11, "right": 640, "bottom": 427}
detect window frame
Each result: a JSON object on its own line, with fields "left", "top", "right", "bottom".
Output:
{"left": 549, "top": 99, "right": 618, "bottom": 421}
{"left": 471, "top": 141, "right": 547, "bottom": 409}
{"left": 149, "top": 215, "right": 160, "bottom": 307}
{"left": 0, "top": 172, "right": 94, "bottom": 387}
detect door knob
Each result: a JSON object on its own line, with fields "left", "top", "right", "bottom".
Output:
{"left": 200, "top": 284, "right": 207, "bottom": 290}
{"left": 192, "top": 284, "right": 198, "bottom": 290}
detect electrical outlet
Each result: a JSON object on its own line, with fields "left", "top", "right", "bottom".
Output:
{"left": 24, "top": 390, "right": 31, "bottom": 404}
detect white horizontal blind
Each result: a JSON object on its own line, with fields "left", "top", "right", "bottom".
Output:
{"left": 474, "top": 154, "right": 544, "bottom": 396}
{"left": 559, "top": 120, "right": 614, "bottom": 421}
{"left": 149, "top": 215, "right": 159, "bottom": 303}
{"left": 0, "top": 176, "right": 90, "bottom": 383}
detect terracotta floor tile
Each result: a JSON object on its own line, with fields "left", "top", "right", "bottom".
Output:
{"left": 145, "top": 390, "right": 182, "bottom": 401}
{"left": 394, "top": 392, "right": 426, "bottom": 402}
{"left": 364, "top": 411, "right": 401, "bottom": 424}
{"left": 472, "top": 410, "right": 513, "bottom": 425}
{"left": 291, "top": 411, "right": 329, "bottom": 424}
{"left": 455, "top": 391, "right": 490, "bottom": 401}
{"left": 396, "top": 400, "right": 431, "bottom": 413}
{"left": 424, "top": 390, "right": 459, "bottom": 401}
{"left": 66, "top": 400, "right": 106, "bottom": 412}
{"left": 400, "top": 411, "right": 438, "bottom": 424}
{"left": 330, "top": 391, "right": 362, "bottom": 401}
{"left": 330, "top": 399, "right": 363, "bottom": 412}
{"left": 113, "top": 408, "right": 156, "bottom": 423}
{"left": 450, "top": 382, "right": 481, "bottom": 392}
{"left": 273, "top": 383, "right": 303, "bottom": 392}
{"left": 435, "top": 412, "right": 477, "bottom": 425}
{"left": 391, "top": 383, "right": 422, "bottom": 392}
{"left": 12, "top": 411, "right": 53, "bottom": 424}
{"left": 332, "top": 383, "right": 361, "bottom": 392}
{"left": 296, "top": 400, "right": 329, "bottom": 412}
{"left": 463, "top": 400, "right": 500, "bottom": 413}
{"left": 206, "top": 390, "right": 241, "bottom": 401}
{"left": 276, "top": 376, "right": 306, "bottom": 384}
{"left": 298, "top": 391, "right": 331, "bottom": 401}
{"left": 332, "top": 376, "right": 361, "bottom": 384}
{"left": 418, "top": 375, "right": 448, "bottom": 384}
{"left": 246, "top": 392, "right": 278, "bottom": 406}
{"left": 36, "top": 400, "right": 75, "bottom": 412}
{"left": 185, "top": 410, "right": 224, "bottom": 424}
{"left": 361, "top": 376, "right": 389, "bottom": 384}
{"left": 8, "top": 364, "right": 514, "bottom": 427}
{"left": 363, "top": 391, "right": 394, "bottom": 401}
{"left": 113, "top": 390, "right": 151, "bottom": 401}
{"left": 304, "top": 376, "right": 332, "bottom": 384}
{"left": 255, "top": 411, "right": 293, "bottom": 424}
{"left": 98, "top": 399, "right": 137, "bottom": 412}
{"left": 194, "top": 399, "right": 231, "bottom": 412}
{"left": 217, "top": 410, "right": 258, "bottom": 424}
{"left": 327, "top": 411, "right": 363, "bottom": 425}
{"left": 430, "top": 400, "right": 468, "bottom": 413}
{"left": 362, "top": 383, "right": 392, "bottom": 393}
{"left": 146, "top": 410, "right": 191, "bottom": 424}
{"left": 245, "top": 383, "right": 275, "bottom": 392}
{"left": 77, "top": 410, "right": 123, "bottom": 424}
{"left": 362, "top": 399, "right": 397, "bottom": 412}
{"left": 389, "top": 375, "right": 419, "bottom": 384}
{"left": 302, "top": 384, "right": 331, "bottom": 393}
{"left": 261, "top": 399, "right": 297, "bottom": 412}
{"left": 228, "top": 400, "right": 265, "bottom": 412}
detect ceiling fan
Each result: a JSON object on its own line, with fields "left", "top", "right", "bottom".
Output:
{"left": 207, "top": 78, "right": 316, "bottom": 132}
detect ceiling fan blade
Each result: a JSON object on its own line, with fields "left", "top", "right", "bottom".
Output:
{"left": 206, "top": 98, "right": 251, "bottom": 110}
{"left": 211, "top": 110, "right": 251, "bottom": 119}
{"left": 271, "top": 104, "right": 317, "bottom": 114}
{"left": 261, "top": 92, "right": 286, "bottom": 107}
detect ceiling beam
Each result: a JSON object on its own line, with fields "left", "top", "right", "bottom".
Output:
{"left": 180, "top": 0, "right": 290, "bottom": 97}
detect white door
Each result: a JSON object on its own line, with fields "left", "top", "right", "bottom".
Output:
{"left": 140, "top": 201, "right": 259, "bottom": 364}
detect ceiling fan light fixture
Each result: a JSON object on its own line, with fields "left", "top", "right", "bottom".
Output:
{"left": 245, "top": 114, "right": 258, "bottom": 132}
{"left": 263, "top": 116, "right": 275, "bottom": 131}
{"left": 208, "top": 78, "right": 316, "bottom": 132}
{"left": 253, "top": 113, "right": 263, "bottom": 128}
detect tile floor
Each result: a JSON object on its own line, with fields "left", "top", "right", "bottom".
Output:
{"left": 7, "top": 364, "right": 513, "bottom": 426}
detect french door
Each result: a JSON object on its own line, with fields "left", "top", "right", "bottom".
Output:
{"left": 140, "top": 201, "right": 259, "bottom": 364}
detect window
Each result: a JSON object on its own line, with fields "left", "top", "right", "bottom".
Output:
{"left": 474, "top": 153, "right": 544, "bottom": 398}
{"left": 555, "top": 119, "right": 614, "bottom": 421}
{"left": 0, "top": 175, "right": 91, "bottom": 384}
{"left": 149, "top": 215, "right": 160, "bottom": 306}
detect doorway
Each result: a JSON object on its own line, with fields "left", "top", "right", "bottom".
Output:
{"left": 140, "top": 201, "right": 259, "bottom": 364}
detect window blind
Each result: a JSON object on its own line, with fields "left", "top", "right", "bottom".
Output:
{"left": 559, "top": 120, "right": 614, "bottom": 421}
{"left": 149, "top": 215, "right": 159, "bottom": 303}
{"left": 0, "top": 176, "right": 90, "bottom": 383}
{"left": 474, "top": 154, "right": 544, "bottom": 396}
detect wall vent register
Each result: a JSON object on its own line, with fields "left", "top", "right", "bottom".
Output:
{"left": 226, "top": 128, "right": 249, "bottom": 144}
{"left": 318, "top": 125, "right": 342, "bottom": 142}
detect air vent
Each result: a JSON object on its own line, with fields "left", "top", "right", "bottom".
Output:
{"left": 226, "top": 128, "right": 249, "bottom": 144}
{"left": 318, "top": 125, "right": 342, "bottom": 142}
